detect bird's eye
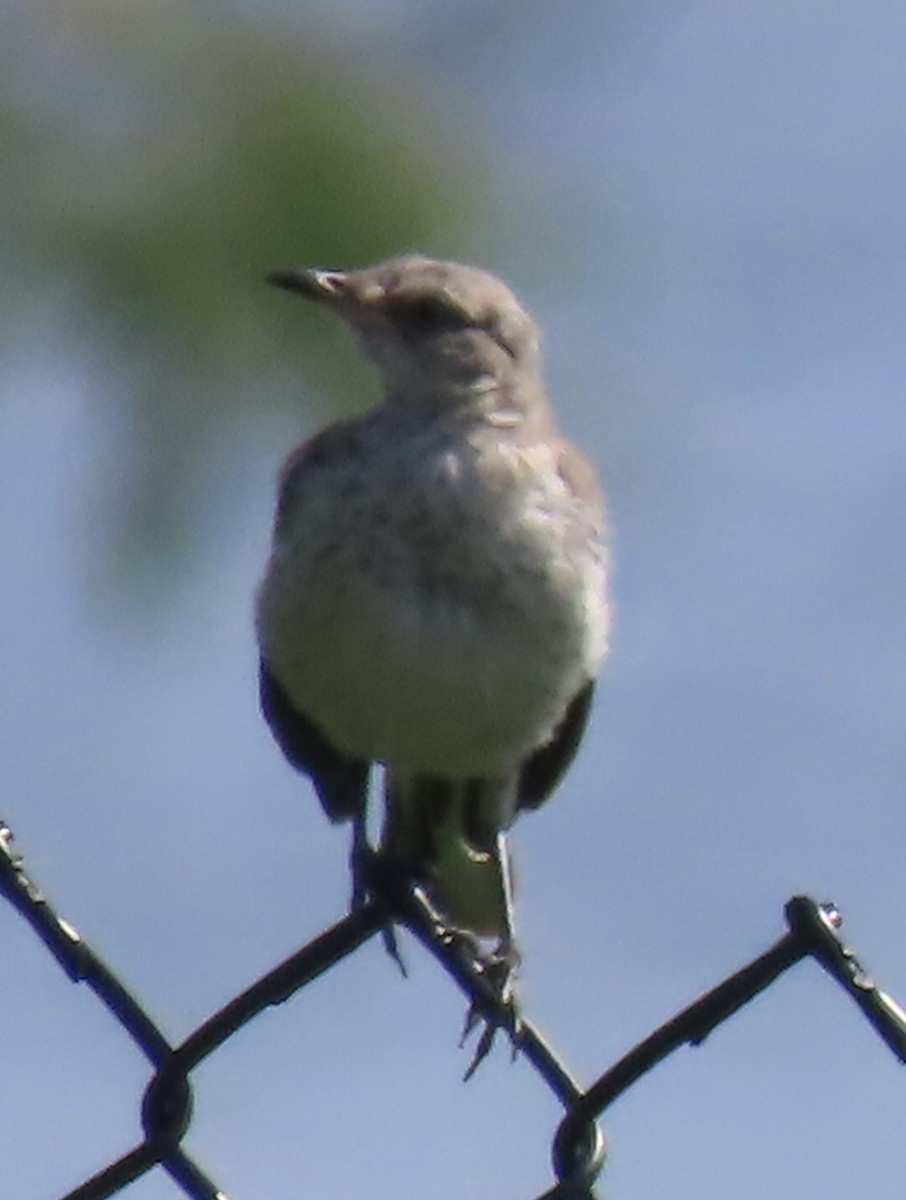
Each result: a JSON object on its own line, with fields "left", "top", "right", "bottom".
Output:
{"left": 397, "top": 295, "right": 469, "bottom": 332}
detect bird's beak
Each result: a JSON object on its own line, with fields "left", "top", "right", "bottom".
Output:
{"left": 266, "top": 267, "right": 348, "bottom": 302}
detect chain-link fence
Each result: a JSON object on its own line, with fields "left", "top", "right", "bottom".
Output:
{"left": 3, "top": 815, "right": 905, "bottom": 1200}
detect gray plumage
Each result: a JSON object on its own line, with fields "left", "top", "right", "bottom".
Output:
{"left": 256, "top": 255, "right": 609, "bottom": 947}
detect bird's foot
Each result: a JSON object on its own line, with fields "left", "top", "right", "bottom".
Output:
{"left": 460, "top": 938, "right": 522, "bottom": 1080}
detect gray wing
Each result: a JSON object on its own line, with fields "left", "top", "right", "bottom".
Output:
{"left": 259, "top": 659, "right": 368, "bottom": 824}
{"left": 516, "top": 679, "right": 595, "bottom": 811}
{"left": 515, "top": 434, "right": 606, "bottom": 809}
{"left": 258, "top": 423, "right": 370, "bottom": 823}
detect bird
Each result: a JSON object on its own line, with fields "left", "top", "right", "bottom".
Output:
{"left": 256, "top": 254, "right": 609, "bottom": 1050}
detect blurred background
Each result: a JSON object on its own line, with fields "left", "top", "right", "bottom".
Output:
{"left": 3, "top": 2, "right": 905, "bottom": 1197}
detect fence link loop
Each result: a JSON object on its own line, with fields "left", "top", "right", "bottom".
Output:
{"left": 3, "top": 816, "right": 904, "bottom": 1200}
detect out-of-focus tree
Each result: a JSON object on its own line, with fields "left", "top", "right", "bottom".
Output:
{"left": 1, "top": 0, "right": 485, "bottom": 590}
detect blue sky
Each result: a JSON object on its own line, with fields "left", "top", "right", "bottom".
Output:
{"left": 3, "top": 4, "right": 906, "bottom": 1198}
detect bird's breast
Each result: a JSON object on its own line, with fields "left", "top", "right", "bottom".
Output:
{"left": 257, "top": 427, "right": 608, "bottom": 775}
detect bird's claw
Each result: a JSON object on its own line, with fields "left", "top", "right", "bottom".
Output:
{"left": 380, "top": 923, "right": 408, "bottom": 977}
{"left": 460, "top": 941, "right": 522, "bottom": 1080}
{"left": 350, "top": 832, "right": 409, "bottom": 976}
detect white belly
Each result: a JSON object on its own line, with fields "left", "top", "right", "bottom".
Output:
{"left": 257, "top": 429, "right": 608, "bottom": 776}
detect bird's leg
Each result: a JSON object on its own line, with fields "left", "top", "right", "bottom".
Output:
{"left": 461, "top": 832, "right": 523, "bottom": 1078}
{"left": 349, "top": 811, "right": 407, "bottom": 976}
{"left": 349, "top": 809, "right": 369, "bottom": 911}
{"left": 482, "top": 829, "right": 522, "bottom": 1004}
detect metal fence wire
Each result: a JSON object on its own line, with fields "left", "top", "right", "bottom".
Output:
{"left": 3, "top": 814, "right": 906, "bottom": 1200}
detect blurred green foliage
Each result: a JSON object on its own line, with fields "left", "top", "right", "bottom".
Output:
{"left": 1, "top": 0, "right": 485, "bottom": 590}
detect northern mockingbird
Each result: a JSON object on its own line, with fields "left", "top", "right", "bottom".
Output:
{"left": 256, "top": 255, "right": 609, "bottom": 1049}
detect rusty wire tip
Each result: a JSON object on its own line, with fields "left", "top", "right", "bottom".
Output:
{"left": 819, "top": 901, "right": 843, "bottom": 929}
{"left": 0, "top": 818, "right": 19, "bottom": 865}
{"left": 784, "top": 895, "right": 906, "bottom": 1063}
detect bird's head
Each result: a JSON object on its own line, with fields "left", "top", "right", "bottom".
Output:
{"left": 267, "top": 255, "right": 543, "bottom": 417}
